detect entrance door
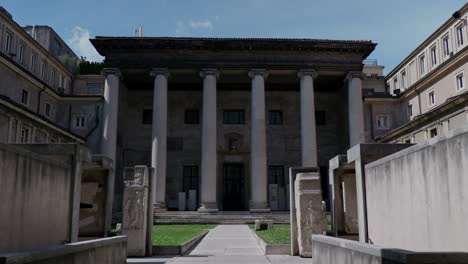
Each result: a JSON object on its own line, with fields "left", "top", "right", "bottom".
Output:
{"left": 223, "top": 163, "right": 245, "bottom": 211}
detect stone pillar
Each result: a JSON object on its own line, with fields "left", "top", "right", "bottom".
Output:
{"left": 298, "top": 69, "right": 319, "bottom": 167}
{"left": 347, "top": 72, "right": 366, "bottom": 147}
{"left": 150, "top": 68, "right": 170, "bottom": 211}
{"left": 198, "top": 69, "right": 219, "bottom": 212}
{"left": 248, "top": 69, "right": 270, "bottom": 212}
{"left": 101, "top": 68, "right": 121, "bottom": 162}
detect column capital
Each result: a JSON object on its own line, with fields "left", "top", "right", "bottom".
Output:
{"left": 102, "top": 68, "right": 122, "bottom": 78}
{"left": 200, "top": 68, "right": 220, "bottom": 79}
{"left": 346, "top": 71, "right": 366, "bottom": 81}
{"left": 150, "top": 68, "right": 170, "bottom": 78}
{"left": 248, "top": 69, "right": 269, "bottom": 80}
{"left": 298, "top": 69, "right": 318, "bottom": 79}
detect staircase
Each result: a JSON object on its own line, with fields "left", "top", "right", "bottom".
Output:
{"left": 154, "top": 211, "right": 290, "bottom": 224}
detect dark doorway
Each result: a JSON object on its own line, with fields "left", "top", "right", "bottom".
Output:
{"left": 223, "top": 163, "right": 245, "bottom": 211}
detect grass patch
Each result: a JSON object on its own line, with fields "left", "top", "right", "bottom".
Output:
{"left": 153, "top": 224, "right": 216, "bottom": 246}
{"left": 249, "top": 224, "right": 290, "bottom": 245}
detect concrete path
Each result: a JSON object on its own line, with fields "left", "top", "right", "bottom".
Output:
{"left": 127, "top": 224, "right": 310, "bottom": 264}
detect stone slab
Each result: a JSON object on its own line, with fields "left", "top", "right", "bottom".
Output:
{"left": 178, "top": 192, "right": 186, "bottom": 211}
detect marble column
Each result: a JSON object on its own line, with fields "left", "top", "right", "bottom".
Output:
{"left": 248, "top": 69, "right": 270, "bottom": 212}
{"left": 298, "top": 69, "right": 319, "bottom": 168}
{"left": 198, "top": 69, "right": 219, "bottom": 213}
{"left": 347, "top": 71, "right": 366, "bottom": 147}
{"left": 150, "top": 68, "right": 170, "bottom": 211}
{"left": 101, "top": 68, "right": 121, "bottom": 162}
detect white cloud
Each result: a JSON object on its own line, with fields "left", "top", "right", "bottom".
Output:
{"left": 188, "top": 19, "right": 213, "bottom": 30}
{"left": 68, "top": 26, "right": 103, "bottom": 62}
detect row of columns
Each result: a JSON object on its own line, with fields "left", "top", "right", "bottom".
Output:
{"left": 100, "top": 68, "right": 365, "bottom": 213}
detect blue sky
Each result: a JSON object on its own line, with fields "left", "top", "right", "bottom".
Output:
{"left": 3, "top": 0, "right": 466, "bottom": 74}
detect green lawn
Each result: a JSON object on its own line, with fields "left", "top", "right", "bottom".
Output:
{"left": 250, "top": 224, "right": 290, "bottom": 245}
{"left": 152, "top": 224, "right": 216, "bottom": 246}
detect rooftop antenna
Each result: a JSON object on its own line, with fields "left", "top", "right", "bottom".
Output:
{"left": 135, "top": 27, "right": 143, "bottom": 37}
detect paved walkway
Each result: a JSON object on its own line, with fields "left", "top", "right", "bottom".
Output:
{"left": 128, "top": 225, "right": 309, "bottom": 264}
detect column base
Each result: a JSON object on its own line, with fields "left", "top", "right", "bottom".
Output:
{"left": 153, "top": 202, "right": 167, "bottom": 213}
{"left": 249, "top": 201, "right": 270, "bottom": 213}
{"left": 198, "top": 202, "right": 219, "bottom": 213}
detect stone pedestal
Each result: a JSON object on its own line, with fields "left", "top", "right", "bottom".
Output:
{"left": 290, "top": 171, "right": 326, "bottom": 258}
{"left": 188, "top": 190, "right": 197, "bottom": 211}
{"left": 178, "top": 192, "right": 186, "bottom": 211}
{"left": 278, "top": 186, "right": 286, "bottom": 210}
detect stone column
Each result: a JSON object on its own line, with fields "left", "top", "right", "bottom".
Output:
{"left": 150, "top": 68, "right": 170, "bottom": 211}
{"left": 298, "top": 69, "right": 319, "bottom": 167}
{"left": 347, "top": 72, "right": 366, "bottom": 147}
{"left": 101, "top": 68, "right": 121, "bottom": 162}
{"left": 198, "top": 69, "right": 219, "bottom": 213}
{"left": 248, "top": 69, "right": 270, "bottom": 212}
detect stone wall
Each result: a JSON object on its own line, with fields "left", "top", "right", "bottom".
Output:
{"left": 0, "top": 236, "right": 127, "bottom": 264}
{"left": 312, "top": 235, "right": 468, "bottom": 264}
{"left": 0, "top": 143, "right": 87, "bottom": 253}
{"left": 365, "top": 126, "right": 468, "bottom": 251}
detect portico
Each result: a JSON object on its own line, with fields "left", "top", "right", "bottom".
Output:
{"left": 92, "top": 37, "right": 375, "bottom": 212}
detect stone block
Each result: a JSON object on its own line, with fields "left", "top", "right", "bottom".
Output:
{"left": 178, "top": 192, "right": 186, "bottom": 211}
{"left": 269, "top": 184, "right": 279, "bottom": 211}
{"left": 122, "top": 186, "right": 148, "bottom": 257}
{"left": 188, "top": 190, "right": 197, "bottom": 211}
{"left": 255, "top": 219, "right": 273, "bottom": 231}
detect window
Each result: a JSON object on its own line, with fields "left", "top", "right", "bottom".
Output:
{"left": 182, "top": 166, "right": 199, "bottom": 193}
{"left": 430, "top": 128, "right": 438, "bottom": 138}
{"left": 20, "top": 127, "right": 30, "bottom": 143}
{"left": 268, "top": 110, "right": 283, "bottom": 125}
{"left": 404, "top": 139, "right": 411, "bottom": 144}
{"left": 184, "top": 109, "right": 200, "bottom": 124}
{"left": 21, "top": 89, "right": 29, "bottom": 105}
{"left": 419, "top": 55, "right": 426, "bottom": 75}
{"left": 18, "top": 43, "right": 24, "bottom": 64}
{"left": 142, "top": 109, "right": 152, "bottom": 124}
{"left": 41, "top": 61, "right": 47, "bottom": 79}
{"left": 223, "top": 110, "right": 245, "bottom": 124}
{"left": 376, "top": 115, "right": 390, "bottom": 129}
{"left": 31, "top": 53, "right": 37, "bottom": 72}
{"left": 456, "top": 73, "right": 464, "bottom": 91}
{"left": 456, "top": 24, "right": 465, "bottom": 46}
{"left": 73, "top": 115, "right": 87, "bottom": 129}
{"left": 407, "top": 104, "right": 413, "bottom": 119}
{"left": 315, "top": 110, "right": 326, "bottom": 125}
{"left": 430, "top": 46, "right": 437, "bottom": 66}
{"left": 45, "top": 103, "right": 51, "bottom": 117}
{"left": 5, "top": 32, "right": 12, "bottom": 52}
{"left": 401, "top": 71, "right": 406, "bottom": 89}
{"left": 443, "top": 35, "right": 450, "bottom": 57}
{"left": 59, "top": 74, "right": 64, "bottom": 88}
{"left": 50, "top": 70, "right": 56, "bottom": 87}
{"left": 393, "top": 78, "right": 398, "bottom": 90}
{"left": 268, "top": 165, "right": 285, "bottom": 186}
{"left": 428, "top": 91, "right": 436, "bottom": 107}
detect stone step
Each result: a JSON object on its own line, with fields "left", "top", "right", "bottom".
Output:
{"left": 154, "top": 211, "right": 290, "bottom": 224}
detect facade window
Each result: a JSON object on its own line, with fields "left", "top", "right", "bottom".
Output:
{"left": 18, "top": 43, "right": 24, "bottom": 64}
{"left": 393, "top": 78, "right": 398, "bottom": 90}
{"left": 41, "top": 61, "right": 47, "bottom": 79}
{"left": 59, "top": 74, "right": 64, "bottom": 88}
{"left": 407, "top": 104, "right": 413, "bottom": 119}
{"left": 315, "top": 110, "right": 326, "bottom": 125}
{"left": 223, "top": 110, "right": 245, "bottom": 124}
{"left": 31, "top": 53, "right": 37, "bottom": 72}
{"left": 456, "top": 24, "right": 465, "bottom": 46}
{"left": 142, "top": 109, "right": 152, "bottom": 124}
{"left": 401, "top": 71, "right": 406, "bottom": 89}
{"left": 376, "top": 115, "right": 390, "bottom": 129}
{"left": 45, "top": 103, "right": 51, "bottom": 117}
{"left": 268, "top": 110, "right": 283, "bottom": 125}
{"left": 184, "top": 109, "right": 200, "bottom": 124}
{"left": 430, "top": 46, "right": 437, "bottom": 66}
{"left": 21, "top": 89, "right": 29, "bottom": 105}
{"left": 73, "top": 115, "right": 87, "bottom": 129}
{"left": 20, "top": 127, "right": 30, "bottom": 143}
{"left": 5, "top": 32, "right": 12, "bottom": 53}
{"left": 268, "top": 165, "right": 285, "bottom": 186}
{"left": 442, "top": 35, "right": 450, "bottom": 57}
{"left": 428, "top": 91, "right": 436, "bottom": 107}
{"left": 456, "top": 72, "right": 464, "bottom": 91}
{"left": 429, "top": 128, "right": 438, "bottom": 138}
{"left": 182, "top": 166, "right": 199, "bottom": 193}
{"left": 50, "top": 70, "right": 56, "bottom": 87}
{"left": 419, "top": 55, "right": 426, "bottom": 75}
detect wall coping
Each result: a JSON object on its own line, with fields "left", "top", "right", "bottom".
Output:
{"left": 365, "top": 124, "right": 468, "bottom": 170}
{"left": 0, "top": 236, "right": 127, "bottom": 263}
